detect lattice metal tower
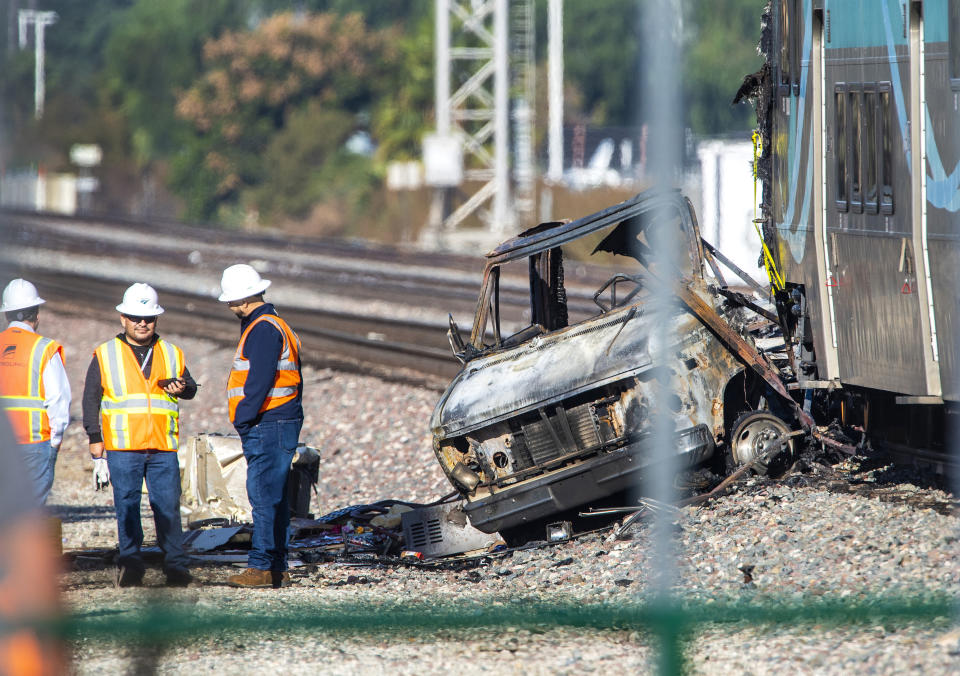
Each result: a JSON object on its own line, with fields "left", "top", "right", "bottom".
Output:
{"left": 427, "top": 0, "right": 539, "bottom": 241}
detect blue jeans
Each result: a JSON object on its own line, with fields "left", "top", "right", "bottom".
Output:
{"left": 106, "top": 450, "right": 190, "bottom": 575}
{"left": 20, "top": 440, "right": 57, "bottom": 505}
{"left": 239, "top": 419, "right": 302, "bottom": 571}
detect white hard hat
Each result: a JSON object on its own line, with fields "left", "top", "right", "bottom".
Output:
{"left": 218, "top": 264, "right": 271, "bottom": 302}
{"left": 116, "top": 283, "right": 164, "bottom": 316}
{"left": 1, "top": 279, "right": 45, "bottom": 312}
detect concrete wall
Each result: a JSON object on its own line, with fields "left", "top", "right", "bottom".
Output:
{"left": 0, "top": 169, "right": 76, "bottom": 214}
{"left": 695, "top": 139, "right": 765, "bottom": 286}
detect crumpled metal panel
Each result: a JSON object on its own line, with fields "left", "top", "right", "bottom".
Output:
{"left": 400, "top": 502, "right": 502, "bottom": 559}
{"left": 178, "top": 433, "right": 320, "bottom": 524}
{"left": 434, "top": 304, "right": 655, "bottom": 436}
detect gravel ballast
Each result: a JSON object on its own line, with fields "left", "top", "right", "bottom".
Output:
{"left": 29, "top": 308, "right": 960, "bottom": 674}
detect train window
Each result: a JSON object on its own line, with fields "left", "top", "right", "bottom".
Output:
{"left": 880, "top": 86, "right": 894, "bottom": 215}
{"left": 951, "top": 0, "right": 960, "bottom": 84}
{"left": 835, "top": 83, "right": 893, "bottom": 219}
{"left": 835, "top": 86, "right": 848, "bottom": 211}
{"left": 780, "top": 0, "right": 791, "bottom": 87}
{"left": 864, "top": 88, "right": 878, "bottom": 214}
{"left": 791, "top": 0, "right": 801, "bottom": 89}
{"left": 850, "top": 90, "right": 862, "bottom": 213}
{"left": 779, "top": 0, "right": 800, "bottom": 91}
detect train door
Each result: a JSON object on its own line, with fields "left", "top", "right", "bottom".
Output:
{"left": 906, "top": 0, "right": 942, "bottom": 398}
{"left": 810, "top": 6, "right": 840, "bottom": 380}
{"left": 823, "top": 1, "right": 940, "bottom": 396}
{"left": 922, "top": 0, "right": 960, "bottom": 401}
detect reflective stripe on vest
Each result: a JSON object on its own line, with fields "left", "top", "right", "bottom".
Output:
{"left": 226, "top": 314, "right": 301, "bottom": 423}
{"left": 0, "top": 328, "right": 62, "bottom": 444}
{"left": 95, "top": 337, "right": 185, "bottom": 451}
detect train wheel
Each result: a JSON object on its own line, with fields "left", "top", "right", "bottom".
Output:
{"left": 729, "top": 411, "right": 794, "bottom": 477}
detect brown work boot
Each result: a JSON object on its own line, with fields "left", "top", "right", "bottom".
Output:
{"left": 227, "top": 568, "right": 273, "bottom": 588}
{"left": 227, "top": 568, "right": 290, "bottom": 588}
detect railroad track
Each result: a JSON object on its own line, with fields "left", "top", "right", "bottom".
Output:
{"left": 33, "top": 270, "right": 461, "bottom": 390}
{"left": 0, "top": 208, "right": 607, "bottom": 319}
{"left": 0, "top": 210, "right": 487, "bottom": 387}
{"left": 0, "top": 209, "right": 487, "bottom": 387}
{"left": 0, "top": 209, "right": 622, "bottom": 387}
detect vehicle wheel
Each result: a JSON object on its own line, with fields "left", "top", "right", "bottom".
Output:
{"left": 729, "top": 411, "right": 794, "bottom": 477}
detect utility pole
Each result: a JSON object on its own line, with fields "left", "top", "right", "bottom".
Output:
{"left": 509, "top": 0, "right": 535, "bottom": 230}
{"left": 18, "top": 9, "right": 57, "bottom": 119}
{"left": 541, "top": 0, "right": 563, "bottom": 222}
{"left": 492, "top": 0, "right": 510, "bottom": 233}
{"left": 547, "top": 0, "right": 564, "bottom": 184}
{"left": 425, "top": 0, "right": 561, "bottom": 244}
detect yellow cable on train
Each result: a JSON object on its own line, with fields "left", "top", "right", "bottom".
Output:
{"left": 751, "top": 130, "right": 785, "bottom": 294}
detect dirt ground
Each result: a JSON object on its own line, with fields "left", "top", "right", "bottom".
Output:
{"left": 23, "top": 308, "right": 960, "bottom": 674}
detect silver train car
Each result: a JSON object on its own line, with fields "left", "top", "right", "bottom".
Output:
{"left": 749, "top": 0, "right": 959, "bottom": 462}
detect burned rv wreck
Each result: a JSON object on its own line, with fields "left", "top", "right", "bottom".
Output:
{"left": 431, "top": 189, "right": 820, "bottom": 536}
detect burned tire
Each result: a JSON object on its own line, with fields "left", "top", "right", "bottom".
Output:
{"left": 729, "top": 411, "right": 794, "bottom": 477}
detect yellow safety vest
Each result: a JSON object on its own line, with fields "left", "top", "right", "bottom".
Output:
{"left": 94, "top": 337, "right": 185, "bottom": 451}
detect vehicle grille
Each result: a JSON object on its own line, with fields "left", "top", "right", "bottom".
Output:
{"left": 516, "top": 402, "right": 603, "bottom": 469}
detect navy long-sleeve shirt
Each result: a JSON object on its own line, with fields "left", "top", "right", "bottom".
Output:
{"left": 232, "top": 303, "right": 303, "bottom": 435}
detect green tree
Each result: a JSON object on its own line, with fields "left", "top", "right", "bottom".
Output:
{"left": 248, "top": 104, "right": 376, "bottom": 221}
{"left": 555, "top": 0, "right": 640, "bottom": 126}
{"left": 173, "top": 11, "right": 394, "bottom": 221}
{"left": 103, "top": 0, "right": 249, "bottom": 164}
{"left": 684, "top": 0, "right": 763, "bottom": 134}
{"left": 254, "top": 0, "right": 432, "bottom": 29}
{"left": 537, "top": 0, "right": 762, "bottom": 134}
{"left": 0, "top": 0, "right": 136, "bottom": 167}
{"left": 32, "top": 0, "right": 137, "bottom": 101}
{"left": 370, "top": 14, "right": 434, "bottom": 162}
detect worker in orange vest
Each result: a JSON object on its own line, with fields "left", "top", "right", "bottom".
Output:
{"left": 0, "top": 279, "right": 71, "bottom": 505}
{"left": 0, "top": 413, "right": 65, "bottom": 676}
{"left": 218, "top": 264, "right": 304, "bottom": 589}
{"left": 82, "top": 283, "right": 196, "bottom": 587}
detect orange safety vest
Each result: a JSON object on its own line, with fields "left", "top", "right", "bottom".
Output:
{"left": 0, "top": 327, "right": 63, "bottom": 444}
{"left": 94, "top": 337, "right": 185, "bottom": 451}
{"left": 227, "top": 314, "right": 301, "bottom": 423}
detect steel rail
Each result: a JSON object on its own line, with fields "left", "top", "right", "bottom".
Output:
{"left": 0, "top": 209, "right": 606, "bottom": 320}
{"left": 30, "top": 270, "right": 462, "bottom": 389}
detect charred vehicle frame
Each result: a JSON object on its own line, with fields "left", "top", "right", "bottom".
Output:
{"left": 431, "top": 190, "right": 813, "bottom": 535}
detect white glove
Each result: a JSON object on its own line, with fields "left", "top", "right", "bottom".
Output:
{"left": 93, "top": 458, "right": 111, "bottom": 491}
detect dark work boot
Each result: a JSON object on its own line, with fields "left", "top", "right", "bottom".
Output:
{"left": 118, "top": 566, "right": 144, "bottom": 588}
{"left": 165, "top": 568, "right": 194, "bottom": 587}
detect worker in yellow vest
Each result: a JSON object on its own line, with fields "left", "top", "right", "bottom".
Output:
{"left": 0, "top": 279, "right": 71, "bottom": 505}
{"left": 82, "top": 283, "right": 196, "bottom": 588}
{"left": 218, "top": 264, "right": 304, "bottom": 589}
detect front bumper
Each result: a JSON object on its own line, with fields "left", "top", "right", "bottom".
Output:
{"left": 463, "top": 424, "right": 714, "bottom": 533}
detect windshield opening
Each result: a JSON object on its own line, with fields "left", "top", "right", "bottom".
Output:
{"left": 471, "top": 202, "right": 691, "bottom": 353}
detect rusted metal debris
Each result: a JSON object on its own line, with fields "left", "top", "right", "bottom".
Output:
{"left": 810, "top": 428, "right": 859, "bottom": 455}
{"left": 673, "top": 281, "right": 814, "bottom": 431}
